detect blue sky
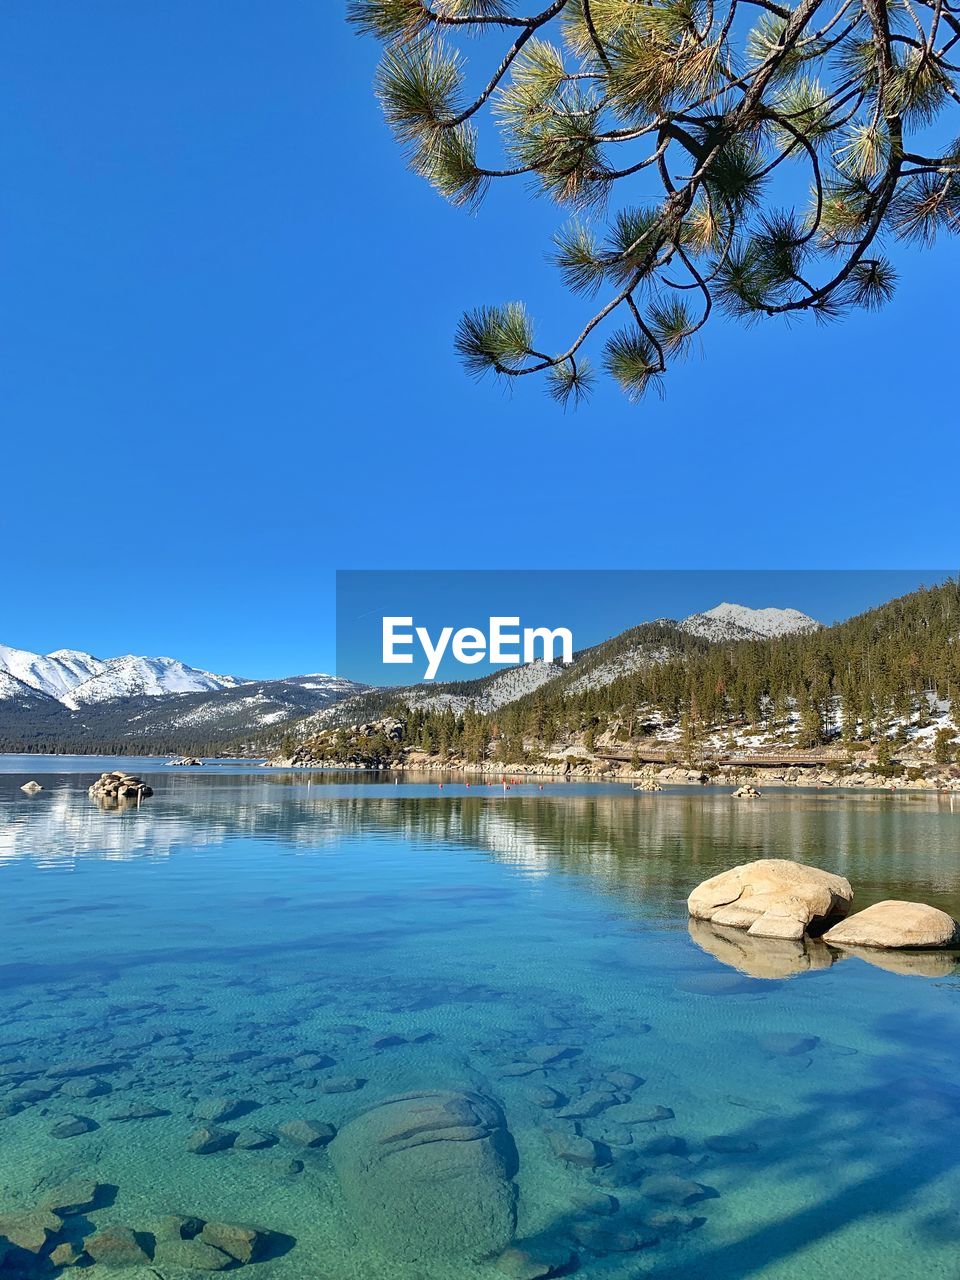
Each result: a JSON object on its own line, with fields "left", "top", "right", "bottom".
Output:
{"left": 0, "top": 3, "right": 957, "bottom": 680}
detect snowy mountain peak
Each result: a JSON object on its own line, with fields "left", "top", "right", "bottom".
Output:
{"left": 680, "top": 603, "right": 822, "bottom": 643}
{"left": 0, "top": 642, "right": 248, "bottom": 709}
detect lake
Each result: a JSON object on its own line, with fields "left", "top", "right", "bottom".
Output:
{"left": 1, "top": 757, "right": 960, "bottom": 1279}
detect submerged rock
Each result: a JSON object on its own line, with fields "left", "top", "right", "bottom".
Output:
{"left": 496, "top": 1241, "right": 577, "bottom": 1278}
{"left": 823, "top": 900, "right": 960, "bottom": 950}
{"left": 320, "top": 1075, "right": 365, "bottom": 1094}
{"left": 154, "top": 1238, "right": 232, "bottom": 1270}
{"left": 186, "top": 1125, "right": 237, "bottom": 1154}
{"left": 639, "top": 1173, "right": 709, "bottom": 1205}
{"left": 687, "top": 859, "right": 853, "bottom": 940}
{"left": 50, "top": 1241, "right": 85, "bottom": 1267}
{"left": 155, "top": 1214, "right": 205, "bottom": 1241}
{"left": 201, "top": 1221, "right": 268, "bottom": 1263}
{"left": 193, "top": 1095, "right": 250, "bottom": 1123}
{"left": 83, "top": 1226, "right": 151, "bottom": 1267}
{"left": 41, "top": 1179, "right": 105, "bottom": 1216}
{"left": 329, "top": 1089, "right": 518, "bottom": 1263}
{"left": 547, "top": 1130, "right": 607, "bottom": 1168}
{"left": 48, "top": 1114, "right": 97, "bottom": 1139}
{"left": 0, "top": 1210, "right": 63, "bottom": 1254}
{"left": 278, "top": 1119, "right": 336, "bottom": 1147}
{"left": 107, "top": 1103, "right": 169, "bottom": 1121}
{"left": 234, "top": 1128, "right": 276, "bottom": 1149}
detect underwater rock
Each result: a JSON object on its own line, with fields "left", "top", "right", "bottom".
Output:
{"left": 83, "top": 1226, "right": 151, "bottom": 1267}
{"left": 186, "top": 1125, "right": 237, "bottom": 1154}
{"left": 524, "top": 1086, "right": 565, "bottom": 1108}
{"left": 154, "top": 1238, "right": 232, "bottom": 1270}
{"left": 556, "top": 1089, "right": 618, "bottom": 1120}
{"left": 107, "top": 1103, "right": 169, "bottom": 1121}
{"left": 329, "top": 1090, "right": 518, "bottom": 1264}
{"left": 278, "top": 1119, "right": 336, "bottom": 1147}
{"left": 155, "top": 1214, "right": 205, "bottom": 1241}
{"left": 823, "top": 900, "right": 960, "bottom": 950}
{"left": 41, "top": 1179, "right": 105, "bottom": 1215}
{"left": 8, "top": 1086, "right": 55, "bottom": 1104}
{"left": 641, "top": 1134, "right": 685, "bottom": 1156}
{"left": 47, "top": 1058, "right": 118, "bottom": 1079}
{"left": 320, "top": 1075, "right": 365, "bottom": 1094}
{"left": 605, "top": 1071, "right": 643, "bottom": 1091}
{"left": 495, "top": 1241, "right": 577, "bottom": 1278}
{"left": 49, "top": 1114, "right": 97, "bottom": 1138}
{"left": 201, "top": 1221, "right": 268, "bottom": 1263}
{"left": 641, "top": 1208, "right": 704, "bottom": 1236}
{"left": 624, "top": 1104, "right": 674, "bottom": 1124}
{"left": 59, "top": 1076, "right": 110, "bottom": 1098}
{"left": 527, "top": 1044, "right": 579, "bottom": 1065}
{"left": 547, "top": 1130, "right": 608, "bottom": 1168}
{"left": 370, "top": 1034, "right": 407, "bottom": 1049}
{"left": 571, "top": 1192, "right": 618, "bottom": 1216}
{"left": 639, "top": 1173, "right": 709, "bottom": 1205}
{"left": 193, "top": 1096, "right": 250, "bottom": 1123}
{"left": 572, "top": 1221, "right": 658, "bottom": 1253}
{"left": 0, "top": 1210, "right": 63, "bottom": 1254}
{"left": 234, "top": 1128, "right": 276, "bottom": 1149}
{"left": 293, "top": 1052, "right": 335, "bottom": 1070}
{"left": 500, "top": 1062, "right": 544, "bottom": 1078}
{"left": 50, "top": 1241, "right": 85, "bottom": 1266}
{"left": 688, "top": 859, "right": 853, "bottom": 940}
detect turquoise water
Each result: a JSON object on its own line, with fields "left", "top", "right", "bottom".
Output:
{"left": 2, "top": 758, "right": 960, "bottom": 1279}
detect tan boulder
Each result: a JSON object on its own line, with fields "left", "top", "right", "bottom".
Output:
{"left": 688, "top": 859, "right": 853, "bottom": 940}
{"left": 823, "top": 900, "right": 960, "bottom": 950}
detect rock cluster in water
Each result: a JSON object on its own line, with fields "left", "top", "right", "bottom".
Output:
{"left": 88, "top": 772, "right": 154, "bottom": 806}
{"left": 690, "top": 860, "right": 960, "bottom": 952}
{"left": 687, "top": 859, "right": 853, "bottom": 941}
{"left": 0, "top": 1182, "right": 273, "bottom": 1273}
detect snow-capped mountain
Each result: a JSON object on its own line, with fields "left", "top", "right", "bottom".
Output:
{"left": 0, "top": 642, "right": 370, "bottom": 752}
{"left": 679, "top": 603, "right": 822, "bottom": 643}
{"left": 0, "top": 643, "right": 246, "bottom": 709}
{"left": 0, "top": 644, "right": 105, "bottom": 704}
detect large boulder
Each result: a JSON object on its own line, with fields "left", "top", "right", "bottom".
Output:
{"left": 824, "top": 900, "right": 960, "bottom": 950}
{"left": 688, "top": 859, "right": 853, "bottom": 940}
{"left": 329, "top": 1090, "right": 517, "bottom": 1264}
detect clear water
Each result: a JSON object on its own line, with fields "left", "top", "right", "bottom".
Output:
{"left": 2, "top": 757, "right": 960, "bottom": 1279}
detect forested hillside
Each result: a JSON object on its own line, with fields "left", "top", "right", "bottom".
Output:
{"left": 283, "top": 582, "right": 960, "bottom": 768}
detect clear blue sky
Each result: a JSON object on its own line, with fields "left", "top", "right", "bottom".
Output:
{"left": 1, "top": 3, "right": 957, "bottom": 679}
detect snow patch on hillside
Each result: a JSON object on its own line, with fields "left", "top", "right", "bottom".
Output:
{"left": 412, "top": 660, "right": 566, "bottom": 715}
{"left": 680, "top": 603, "right": 821, "bottom": 643}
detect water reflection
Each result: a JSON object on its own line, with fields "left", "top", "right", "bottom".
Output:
{"left": 2, "top": 767, "right": 960, "bottom": 1279}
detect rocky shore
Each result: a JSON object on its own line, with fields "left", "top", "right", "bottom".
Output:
{"left": 268, "top": 742, "right": 960, "bottom": 793}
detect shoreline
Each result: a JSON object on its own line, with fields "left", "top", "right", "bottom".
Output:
{"left": 266, "top": 752, "right": 960, "bottom": 793}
